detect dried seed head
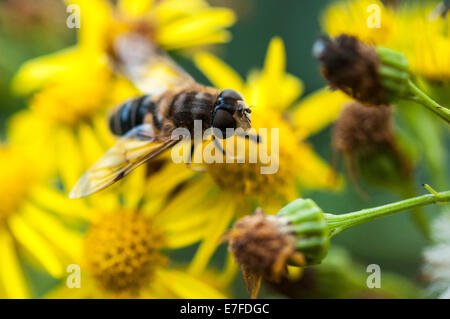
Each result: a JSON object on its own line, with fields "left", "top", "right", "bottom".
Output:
{"left": 333, "top": 102, "right": 394, "bottom": 156}
{"left": 228, "top": 210, "right": 300, "bottom": 281}
{"left": 226, "top": 209, "right": 305, "bottom": 298}
{"left": 314, "top": 34, "right": 387, "bottom": 105}
{"left": 332, "top": 102, "right": 413, "bottom": 194}
{"left": 227, "top": 199, "right": 329, "bottom": 298}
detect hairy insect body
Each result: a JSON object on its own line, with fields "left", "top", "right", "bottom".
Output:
{"left": 109, "top": 86, "right": 219, "bottom": 139}
{"left": 70, "top": 34, "right": 253, "bottom": 199}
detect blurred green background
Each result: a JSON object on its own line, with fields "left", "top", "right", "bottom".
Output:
{"left": 0, "top": 0, "right": 448, "bottom": 298}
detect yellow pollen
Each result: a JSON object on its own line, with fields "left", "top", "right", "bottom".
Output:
{"left": 205, "top": 128, "right": 295, "bottom": 205}
{"left": 0, "top": 146, "right": 35, "bottom": 223}
{"left": 83, "top": 211, "right": 166, "bottom": 295}
{"left": 207, "top": 161, "right": 286, "bottom": 198}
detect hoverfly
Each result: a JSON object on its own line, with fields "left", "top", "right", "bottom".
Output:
{"left": 69, "top": 32, "right": 256, "bottom": 198}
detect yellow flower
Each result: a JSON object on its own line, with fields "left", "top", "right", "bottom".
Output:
{"left": 10, "top": 0, "right": 236, "bottom": 181}
{"left": 321, "top": 0, "right": 450, "bottom": 81}
{"left": 4, "top": 115, "right": 226, "bottom": 298}
{"left": 8, "top": 30, "right": 141, "bottom": 179}
{"left": 40, "top": 175, "right": 227, "bottom": 298}
{"left": 0, "top": 144, "right": 83, "bottom": 298}
{"left": 321, "top": 0, "right": 395, "bottom": 45}
{"left": 28, "top": 64, "right": 114, "bottom": 127}
{"left": 5, "top": 0, "right": 236, "bottom": 296}
{"left": 12, "top": 0, "right": 236, "bottom": 94}
{"left": 158, "top": 37, "right": 342, "bottom": 277}
{"left": 293, "top": 88, "right": 352, "bottom": 140}
{"left": 393, "top": 4, "right": 450, "bottom": 81}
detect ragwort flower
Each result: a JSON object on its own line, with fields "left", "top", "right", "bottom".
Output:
{"left": 321, "top": 0, "right": 395, "bottom": 45}
{"left": 10, "top": 0, "right": 236, "bottom": 186}
{"left": 321, "top": 0, "right": 450, "bottom": 82}
{"left": 12, "top": 0, "right": 236, "bottom": 94}
{"left": 41, "top": 166, "right": 227, "bottom": 299}
{"left": 5, "top": 120, "right": 225, "bottom": 298}
{"left": 0, "top": 144, "right": 82, "bottom": 298}
{"left": 159, "top": 37, "right": 342, "bottom": 278}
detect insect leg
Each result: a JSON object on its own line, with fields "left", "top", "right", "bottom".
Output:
{"left": 186, "top": 141, "right": 206, "bottom": 171}
{"left": 186, "top": 142, "right": 197, "bottom": 168}
{"left": 235, "top": 131, "right": 262, "bottom": 143}
{"left": 213, "top": 135, "right": 227, "bottom": 156}
{"left": 213, "top": 136, "right": 243, "bottom": 162}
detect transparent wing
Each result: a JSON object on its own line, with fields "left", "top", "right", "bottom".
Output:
{"left": 69, "top": 124, "right": 180, "bottom": 198}
{"left": 112, "top": 32, "right": 197, "bottom": 94}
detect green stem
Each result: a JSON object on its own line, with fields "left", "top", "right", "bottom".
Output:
{"left": 407, "top": 79, "right": 450, "bottom": 124}
{"left": 325, "top": 189, "right": 450, "bottom": 237}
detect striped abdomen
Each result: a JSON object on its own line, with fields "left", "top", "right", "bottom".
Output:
{"left": 109, "top": 95, "right": 156, "bottom": 136}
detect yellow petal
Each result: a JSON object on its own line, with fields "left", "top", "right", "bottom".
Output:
{"left": 92, "top": 114, "right": 116, "bottom": 148}
{"left": 0, "top": 230, "right": 29, "bottom": 299}
{"left": 8, "top": 214, "right": 64, "bottom": 278}
{"left": 118, "top": 0, "right": 153, "bottom": 18}
{"left": 78, "top": 122, "right": 107, "bottom": 167}
{"left": 122, "top": 167, "right": 146, "bottom": 210}
{"left": 138, "top": 291, "right": 159, "bottom": 299}
{"left": 216, "top": 252, "right": 239, "bottom": 288}
{"left": 279, "top": 74, "right": 304, "bottom": 110}
{"left": 156, "top": 0, "right": 208, "bottom": 24}
{"left": 164, "top": 226, "right": 207, "bottom": 249}
{"left": 7, "top": 111, "right": 54, "bottom": 176}
{"left": 296, "top": 143, "right": 343, "bottom": 191}
{"left": 140, "top": 197, "right": 166, "bottom": 218}
{"left": 321, "top": 0, "right": 394, "bottom": 45}
{"left": 244, "top": 70, "right": 262, "bottom": 107}
{"left": 286, "top": 265, "right": 304, "bottom": 281}
{"left": 167, "top": 30, "right": 232, "bottom": 50}
{"left": 89, "top": 190, "right": 122, "bottom": 213}
{"left": 145, "top": 162, "right": 195, "bottom": 202}
{"left": 163, "top": 208, "right": 210, "bottom": 234}
{"left": 254, "top": 37, "right": 303, "bottom": 110}
{"left": 262, "top": 37, "right": 286, "bottom": 87}
{"left": 293, "top": 88, "right": 351, "bottom": 139}
{"left": 44, "top": 273, "right": 98, "bottom": 299}
{"left": 156, "top": 269, "right": 226, "bottom": 299}
{"left": 188, "top": 198, "right": 235, "bottom": 276}
{"left": 194, "top": 52, "right": 244, "bottom": 92}
{"left": 55, "top": 127, "right": 84, "bottom": 191}
{"left": 156, "top": 177, "right": 214, "bottom": 222}
{"left": 67, "top": 0, "right": 112, "bottom": 52}
{"left": 158, "top": 178, "right": 221, "bottom": 249}
{"left": 29, "top": 186, "right": 91, "bottom": 223}
{"left": 12, "top": 47, "right": 81, "bottom": 95}
{"left": 20, "top": 203, "right": 83, "bottom": 261}
{"left": 148, "top": 274, "right": 175, "bottom": 298}
{"left": 156, "top": 8, "right": 235, "bottom": 49}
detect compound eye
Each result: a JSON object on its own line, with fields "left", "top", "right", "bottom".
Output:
{"left": 218, "top": 89, "right": 244, "bottom": 101}
{"left": 212, "top": 109, "right": 236, "bottom": 137}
